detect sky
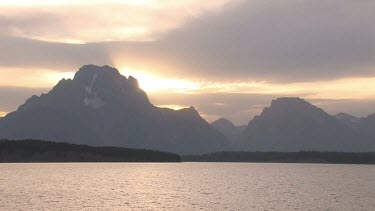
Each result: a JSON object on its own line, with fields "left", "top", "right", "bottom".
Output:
{"left": 1, "top": 0, "right": 375, "bottom": 125}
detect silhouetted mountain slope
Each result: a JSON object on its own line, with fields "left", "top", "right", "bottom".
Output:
{"left": 242, "top": 98, "right": 374, "bottom": 152}
{"left": 210, "top": 118, "right": 245, "bottom": 146}
{"left": 0, "top": 139, "right": 181, "bottom": 162}
{"left": 0, "top": 65, "right": 229, "bottom": 154}
{"left": 335, "top": 113, "right": 375, "bottom": 141}
{"left": 334, "top": 113, "right": 361, "bottom": 129}
{"left": 357, "top": 114, "right": 375, "bottom": 140}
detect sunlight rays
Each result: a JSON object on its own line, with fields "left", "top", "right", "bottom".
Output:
{"left": 120, "top": 67, "right": 199, "bottom": 93}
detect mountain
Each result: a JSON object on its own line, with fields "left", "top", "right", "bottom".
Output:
{"left": 0, "top": 65, "right": 229, "bottom": 154}
{"left": 334, "top": 113, "right": 361, "bottom": 128}
{"left": 357, "top": 114, "right": 375, "bottom": 140}
{"left": 210, "top": 118, "right": 245, "bottom": 147}
{"left": 241, "top": 97, "right": 374, "bottom": 152}
{"left": 335, "top": 113, "right": 375, "bottom": 141}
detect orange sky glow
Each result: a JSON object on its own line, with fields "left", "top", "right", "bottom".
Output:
{"left": 2, "top": 66, "right": 375, "bottom": 100}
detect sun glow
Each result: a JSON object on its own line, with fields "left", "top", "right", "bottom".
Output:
{"left": 120, "top": 67, "right": 199, "bottom": 93}
{"left": 157, "top": 104, "right": 188, "bottom": 110}
{"left": 118, "top": 66, "right": 375, "bottom": 100}
{"left": 0, "top": 68, "right": 75, "bottom": 88}
{"left": 0, "top": 111, "right": 7, "bottom": 117}
{"left": 45, "top": 71, "right": 75, "bottom": 84}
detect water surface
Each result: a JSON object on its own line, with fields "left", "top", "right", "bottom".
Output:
{"left": 0, "top": 163, "right": 374, "bottom": 210}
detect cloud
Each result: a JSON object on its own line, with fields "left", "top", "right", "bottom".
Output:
{"left": 0, "top": 35, "right": 113, "bottom": 70}
{"left": 0, "top": 66, "right": 75, "bottom": 87}
{"left": 0, "top": 0, "right": 232, "bottom": 42}
{"left": 1, "top": 0, "right": 374, "bottom": 82}
{"left": 151, "top": 0, "right": 375, "bottom": 82}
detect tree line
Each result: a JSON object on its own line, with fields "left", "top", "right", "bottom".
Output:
{"left": 0, "top": 139, "right": 181, "bottom": 162}
{"left": 183, "top": 151, "right": 375, "bottom": 164}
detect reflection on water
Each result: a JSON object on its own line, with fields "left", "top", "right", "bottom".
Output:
{"left": 0, "top": 163, "right": 374, "bottom": 210}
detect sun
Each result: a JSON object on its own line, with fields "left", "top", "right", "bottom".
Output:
{"left": 120, "top": 67, "right": 199, "bottom": 93}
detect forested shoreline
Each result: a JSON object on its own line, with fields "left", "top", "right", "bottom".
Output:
{"left": 183, "top": 151, "right": 375, "bottom": 164}
{"left": 0, "top": 139, "right": 181, "bottom": 162}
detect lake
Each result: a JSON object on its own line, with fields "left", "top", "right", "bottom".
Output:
{"left": 0, "top": 163, "right": 374, "bottom": 210}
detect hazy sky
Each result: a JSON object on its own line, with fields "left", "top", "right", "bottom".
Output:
{"left": 1, "top": 0, "right": 375, "bottom": 125}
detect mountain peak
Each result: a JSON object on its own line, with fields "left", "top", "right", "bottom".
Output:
{"left": 73, "top": 65, "right": 122, "bottom": 85}
{"left": 76, "top": 64, "right": 119, "bottom": 75}
{"left": 335, "top": 112, "right": 361, "bottom": 127}
{"left": 365, "top": 113, "right": 375, "bottom": 119}
{"left": 211, "top": 118, "right": 236, "bottom": 128}
{"left": 210, "top": 118, "right": 244, "bottom": 145}
{"left": 335, "top": 112, "right": 359, "bottom": 120}
{"left": 243, "top": 97, "right": 372, "bottom": 152}
{"left": 264, "top": 97, "right": 323, "bottom": 116}
{"left": 271, "top": 97, "right": 310, "bottom": 107}
{"left": 179, "top": 106, "right": 200, "bottom": 117}
{"left": 15, "top": 64, "right": 152, "bottom": 112}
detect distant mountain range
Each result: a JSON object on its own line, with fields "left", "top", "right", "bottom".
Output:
{"left": 0, "top": 65, "right": 228, "bottom": 154}
{"left": 334, "top": 113, "right": 375, "bottom": 140}
{"left": 241, "top": 98, "right": 374, "bottom": 152}
{"left": 1, "top": 65, "right": 374, "bottom": 154}
{"left": 210, "top": 98, "right": 375, "bottom": 152}
{"left": 210, "top": 118, "right": 246, "bottom": 146}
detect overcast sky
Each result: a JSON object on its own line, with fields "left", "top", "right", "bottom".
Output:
{"left": 1, "top": 0, "right": 375, "bottom": 124}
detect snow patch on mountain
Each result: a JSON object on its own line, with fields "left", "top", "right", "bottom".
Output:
{"left": 83, "top": 73, "right": 106, "bottom": 109}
